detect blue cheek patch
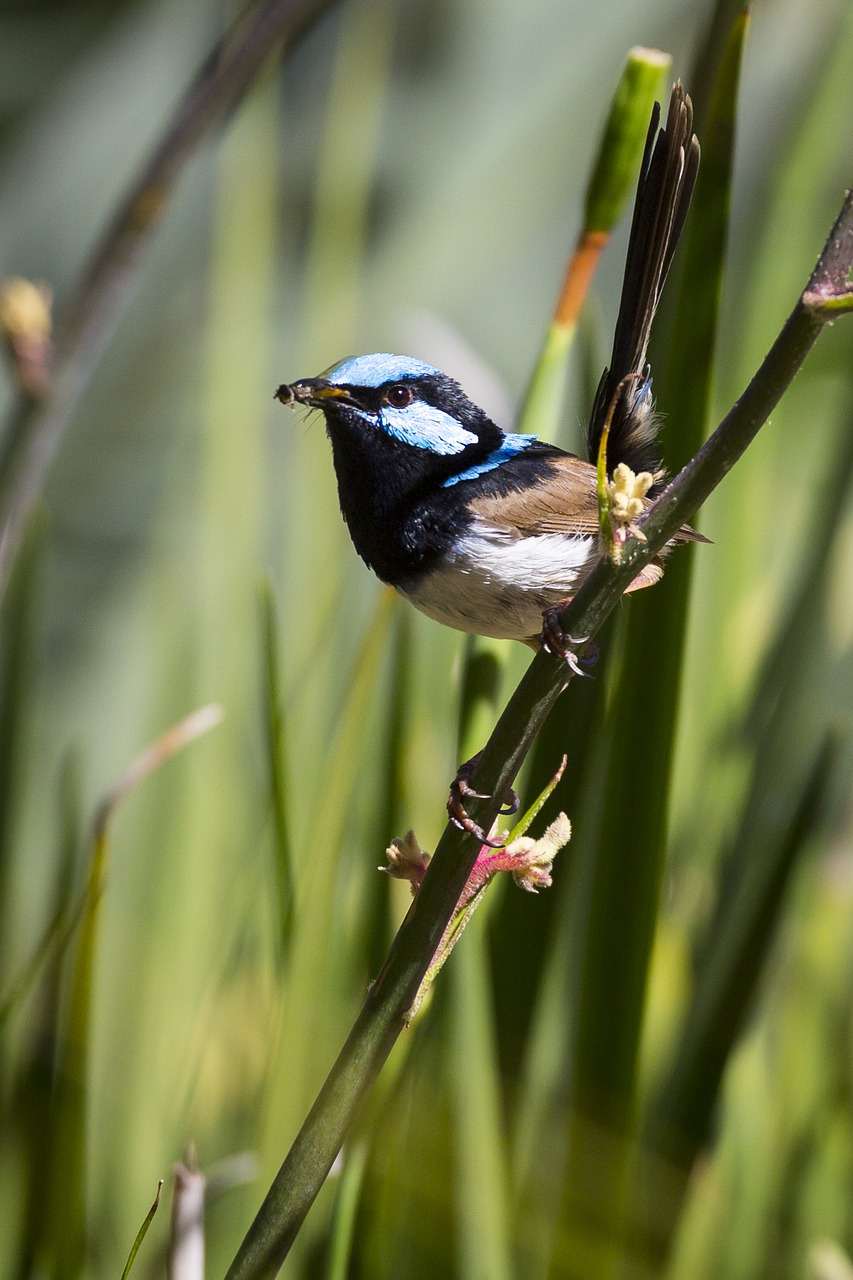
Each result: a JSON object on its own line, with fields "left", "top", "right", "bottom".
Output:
{"left": 347, "top": 404, "right": 478, "bottom": 455}
{"left": 379, "top": 404, "right": 479, "bottom": 454}
{"left": 328, "top": 353, "right": 440, "bottom": 387}
{"left": 442, "top": 433, "right": 538, "bottom": 486}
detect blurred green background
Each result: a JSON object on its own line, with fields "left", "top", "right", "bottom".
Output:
{"left": 1, "top": 0, "right": 853, "bottom": 1277}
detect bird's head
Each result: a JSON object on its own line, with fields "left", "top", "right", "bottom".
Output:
{"left": 275, "top": 353, "right": 504, "bottom": 474}
{"left": 274, "top": 352, "right": 546, "bottom": 583}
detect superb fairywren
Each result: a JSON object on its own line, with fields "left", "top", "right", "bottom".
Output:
{"left": 276, "top": 85, "right": 703, "bottom": 672}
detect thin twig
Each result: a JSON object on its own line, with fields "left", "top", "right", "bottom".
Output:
{"left": 93, "top": 703, "right": 224, "bottom": 837}
{"left": 223, "top": 189, "right": 853, "bottom": 1280}
{"left": 0, "top": 0, "right": 339, "bottom": 600}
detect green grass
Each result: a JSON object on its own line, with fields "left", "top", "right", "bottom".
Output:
{"left": 1, "top": 1, "right": 853, "bottom": 1278}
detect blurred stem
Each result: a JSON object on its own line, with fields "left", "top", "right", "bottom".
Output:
{"left": 168, "top": 1158, "right": 206, "bottom": 1280}
{"left": 259, "top": 590, "right": 397, "bottom": 1192}
{"left": 47, "top": 707, "right": 221, "bottom": 1278}
{"left": 0, "top": 516, "right": 43, "bottom": 970}
{"left": 746, "top": 404, "right": 853, "bottom": 735}
{"left": 517, "top": 48, "right": 670, "bottom": 438}
{"left": 638, "top": 731, "right": 838, "bottom": 1257}
{"left": 259, "top": 579, "right": 295, "bottom": 958}
{"left": 451, "top": 925, "right": 513, "bottom": 1280}
{"left": 688, "top": 0, "right": 748, "bottom": 128}
{"left": 323, "top": 1001, "right": 420, "bottom": 1280}
{"left": 0, "top": 0, "right": 340, "bottom": 602}
{"left": 362, "top": 602, "right": 411, "bottom": 977}
{"left": 301, "top": 0, "right": 398, "bottom": 359}
{"left": 554, "top": 21, "right": 748, "bottom": 1275}
{"left": 451, "top": 637, "right": 512, "bottom": 1280}
{"left": 0, "top": 870, "right": 88, "bottom": 1029}
{"left": 324, "top": 1139, "right": 369, "bottom": 1280}
{"left": 223, "top": 189, "right": 853, "bottom": 1280}
{"left": 661, "top": 12, "right": 748, "bottom": 472}
{"left": 1, "top": 709, "right": 221, "bottom": 1030}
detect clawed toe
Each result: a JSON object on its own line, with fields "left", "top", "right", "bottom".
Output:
{"left": 447, "top": 752, "right": 515, "bottom": 848}
{"left": 501, "top": 787, "right": 520, "bottom": 817}
{"left": 540, "top": 607, "right": 597, "bottom": 676}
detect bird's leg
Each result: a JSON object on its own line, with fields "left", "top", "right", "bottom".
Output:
{"left": 540, "top": 606, "right": 598, "bottom": 677}
{"left": 447, "top": 751, "right": 519, "bottom": 849}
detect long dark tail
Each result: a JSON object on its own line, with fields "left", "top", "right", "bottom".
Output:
{"left": 587, "top": 82, "right": 700, "bottom": 475}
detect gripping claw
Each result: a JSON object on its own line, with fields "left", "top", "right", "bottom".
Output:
{"left": 540, "top": 608, "right": 598, "bottom": 676}
{"left": 447, "top": 752, "right": 519, "bottom": 848}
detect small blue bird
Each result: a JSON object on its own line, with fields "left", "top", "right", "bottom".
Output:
{"left": 276, "top": 85, "right": 702, "bottom": 840}
{"left": 276, "top": 86, "right": 703, "bottom": 680}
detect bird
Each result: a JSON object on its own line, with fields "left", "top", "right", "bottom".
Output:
{"left": 275, "top": 83, "right": 703, "bottom": 838}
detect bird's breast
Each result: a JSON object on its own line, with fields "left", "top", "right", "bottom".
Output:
{"left": 399, "top": 520, "right": 597, "bottom": 643}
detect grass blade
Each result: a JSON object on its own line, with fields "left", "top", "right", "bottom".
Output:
{"left": 450, "top": 637, "right": 512, "bottom": 1280}
{"left": 451, "top": 927, "right": 513, "bottom": 1280}
{"left": 360, "top": 603, "right": 413, "bottom": 978}
{"left": 553, "top": 17, "right": 748, "bottom": 1274}
{"left": 635, "top": 730, "right": 840, "bottom": 1272}
{"left": 258, "top": 576, "right": 295, "bottom": 958}
{"left": 324, "top": 1139, "right": 370, "bottom": 1280}
{"left": 518, "top": 47, "right": 670, "bottom": 439}
{"left": 45, "top": 709, "right": 222, "bottom": 1278}
{"left": 120, "top": 1181, "right": 164, "bottom": 1280}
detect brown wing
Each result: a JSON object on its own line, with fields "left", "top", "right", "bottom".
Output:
{"left": 467, "top": 453, "right": 707, "bottom": 545}
{"left": 467, "top": 455, "right": 600, "bottom": 536}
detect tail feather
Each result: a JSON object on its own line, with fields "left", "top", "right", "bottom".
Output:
{"left": 588, "top": 82, "right": 700, "bottom": 476}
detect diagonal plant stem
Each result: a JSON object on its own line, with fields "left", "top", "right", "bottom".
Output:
{"left": 223, "top": 190, "right": 853, "bottom": 1280}
{"left": 0, "top": 0, "right": 339, "bottom": 600}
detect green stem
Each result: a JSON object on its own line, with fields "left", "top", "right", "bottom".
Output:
{"left": 223, "top": 190, "right": 853, "bottom": 1280}
{"left": 518, "top": 48, "right": 669, "bottom": 440}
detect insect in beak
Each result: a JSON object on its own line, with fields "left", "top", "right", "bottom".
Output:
{"left": 274, "top": 379, "right": 354, "bottom": 408}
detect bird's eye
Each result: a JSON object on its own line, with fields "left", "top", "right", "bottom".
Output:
{"left": 384, "top": 384, "right": 414, "bottom": 408}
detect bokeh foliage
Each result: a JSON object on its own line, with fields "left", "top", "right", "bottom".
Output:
{"left": 1, "top": 1, "right": 853, "bottom": 1278}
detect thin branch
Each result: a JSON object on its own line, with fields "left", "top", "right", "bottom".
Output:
{"left": 0, "top": 0, "right": 339, "bottom": 599}
{"left": 223, "top": 188, "right": 853, "bottom": 1280}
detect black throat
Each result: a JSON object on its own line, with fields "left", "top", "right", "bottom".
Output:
{"left": 322, "top": 400, "right": 502, "bottom": 584}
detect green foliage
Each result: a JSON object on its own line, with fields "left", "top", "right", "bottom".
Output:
{"left": 582, "top": 48, "right": 672, "bottom": 239}
{"left": 119, "top": 1181, "right": 163, "bottom": 1280}
{"left": 1, "top": 2, "right": 852, "bottom": 1279}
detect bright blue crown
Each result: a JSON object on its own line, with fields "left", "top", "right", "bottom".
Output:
{"left": 327, "top": 353, "right": 441, "bottom": 387}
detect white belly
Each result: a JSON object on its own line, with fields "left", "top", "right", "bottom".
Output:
{"left": 399, "top": 525, "right": 597, "bottom": 643}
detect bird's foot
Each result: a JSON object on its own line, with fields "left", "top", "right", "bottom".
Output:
{"left": 447, "top": 751, "right": 519, "bottom": 849}
{"left": 540, "top": 607, "right": 598, "bottom": 676}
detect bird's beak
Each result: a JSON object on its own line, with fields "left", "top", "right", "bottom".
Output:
{"left": 274, "top": 378, "right": 355, "bottom": 408}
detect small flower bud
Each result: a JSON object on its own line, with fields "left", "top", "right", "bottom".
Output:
{"left": 0, "top": 278, "right": 52, "bottom": 341}
{"left": 381, "top": 830, "right": 430, "bottom": 893}
{"left": 0, "top": 277, "right": 54, "bottom": 396}
{"left": 607, "top": 461, "right": 655, "bottom": 524}
{"left": 506, "top": 813, "right": 572, "bottom": 893}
